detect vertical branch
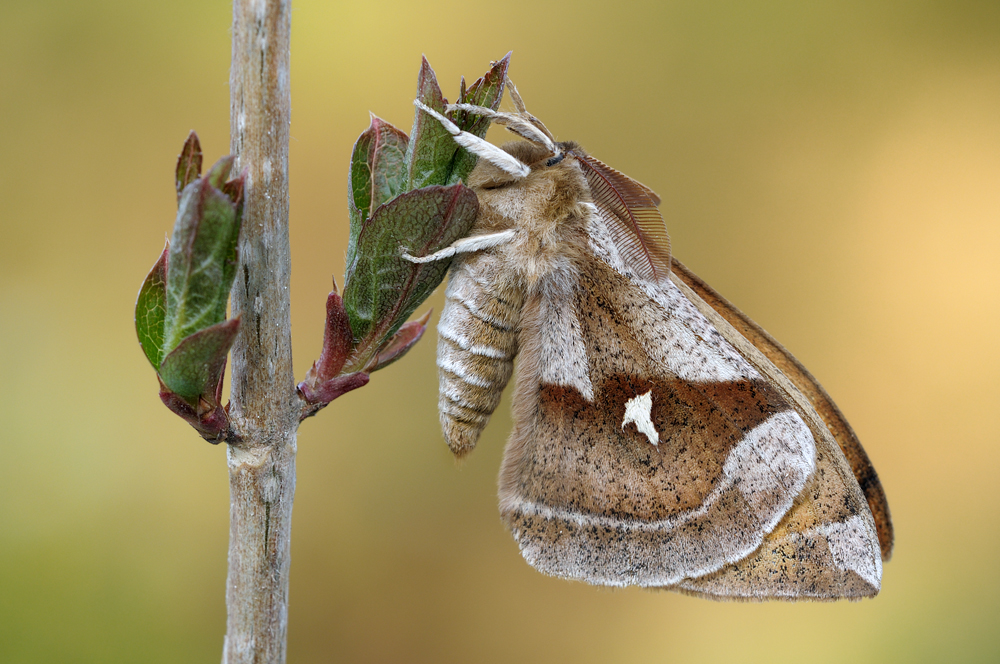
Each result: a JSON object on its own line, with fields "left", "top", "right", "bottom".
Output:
{"left": 224, "top": 1, "right": 297, "bottom": 663}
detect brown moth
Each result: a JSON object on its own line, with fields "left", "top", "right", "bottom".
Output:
{"left": 404, "top": 82, "right": 893, "bottom": 600}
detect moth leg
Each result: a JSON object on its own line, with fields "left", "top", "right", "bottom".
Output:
{"left": 414, "top": 101, "right": 530, "bottom": 178}
{"left": 401, "top": 229, "right": 516, "bottom": 264}
{"left": 447, "top": 103, "right": 556, "bottom": 153}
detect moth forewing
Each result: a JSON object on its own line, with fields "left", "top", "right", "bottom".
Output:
{"left": 408, "top": 91, "right": 890, "bottom": 600}
{"left": 671, "top": 258, "right": 894, "bottom": 561}
{"left": 666, "top": 271, "right": 883, "bottom": 598}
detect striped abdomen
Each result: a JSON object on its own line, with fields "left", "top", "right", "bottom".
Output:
{"left": 437, "top": 255, "right": 523, "bottom": 455}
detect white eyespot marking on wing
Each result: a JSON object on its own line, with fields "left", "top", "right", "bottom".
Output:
{"left": 622, "top": 390, "right": 659, "bottom": 447}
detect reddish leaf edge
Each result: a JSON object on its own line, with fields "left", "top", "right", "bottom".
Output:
{"left": 175, "top": 131, "right": 203, "bottom": 203}
{"left": 297, "top": 372, "right": 371, "bottom": 421}
{"left": 157, "top": 317, "right": 241, "bottom": 444}
{"left": 303, "top": 281, "right": 354, "bottom": 387}
{"left": 157, "top": 373, "right": 238, "bottom": 444}
{"left": 368, "top": 308, "right": 431, "bottom": 372}
{"left": 296, "top": 306, "right": 431, "bottom": 421}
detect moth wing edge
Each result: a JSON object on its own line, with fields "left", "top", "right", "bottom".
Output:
{"left": 669, "top": 257, "right": 893, "bottom": 561}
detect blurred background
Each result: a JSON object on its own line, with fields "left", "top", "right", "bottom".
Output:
{"left": 1, "top": 0, "right": 998, "bottom": 661}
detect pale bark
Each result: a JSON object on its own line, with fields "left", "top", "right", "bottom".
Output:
{"left": 223, "top": 0, "right": 297, "bottom": 662}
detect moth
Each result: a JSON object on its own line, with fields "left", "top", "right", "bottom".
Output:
{"left": 404, "top": 82, "right": 893, "bottom": 600}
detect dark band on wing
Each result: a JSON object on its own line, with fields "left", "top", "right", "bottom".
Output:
{"left": 504, "top": 375, "right": 812, "bottom": 587}
{"left": 527, "top": 375, "right": 791, "bottom": 522}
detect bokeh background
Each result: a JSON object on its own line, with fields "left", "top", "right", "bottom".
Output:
{"left": 2, "top": 0, "right": 998, "bottom": 661}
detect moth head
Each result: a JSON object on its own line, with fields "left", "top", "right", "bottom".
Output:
{"left": 466, "top": 140, "right": 573, "bottom": 189}
{"left": 463, "top": 139, "right": 594, "bottom": 236}
{"left": 417, "top": 85, "right": 672, "bottom": 283}
{"left": 421, "top": 84, "right": 581, "bottom": 215}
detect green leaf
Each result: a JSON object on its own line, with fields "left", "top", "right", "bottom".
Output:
{"left": 404, "top": 54, "right": 511, "bottom": 190}
{"left": 368, "top": 115, "right": 409, "bottom": 212}
{"left": 404, "top": 57, "right": 456, "bottom": 190}
{"left": 205, "top": 155, "right": 235, "bottom": 190}
{"left": 347, "top": 126, "right": 374, "bottom": 240}
{"left": 159, "top": 318, "right": 240, "bottom": 401}
{"left": 456, "top": 52, "right": 510, "bottom": 132}
{"left": 448, "top": 53, "right": 510, "bottom": 184}
{"left": 331, "top": 56, "right": 513, "bottom": 379}
{"left": 345, "top": 117, "right": 409, "bottom": 289}
{"left": 135, "top": 241, "right": 169, "bottom": 369}
{"left": 342, "top": 183, "right": 478, "bottom": 354}
{"left": 163, "top": 176, "right": 241, "bottom": 357}
{"left": 175, "top": 132, "right": 202, "bottom": 203}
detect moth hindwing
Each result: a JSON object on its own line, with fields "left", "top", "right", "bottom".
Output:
{"left": 403, "top": 84, "right": 893, "bottom": 600}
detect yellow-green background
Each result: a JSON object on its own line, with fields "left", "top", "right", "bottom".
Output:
{"left": 2, "top": 1, "right": 997, "bottom": 661}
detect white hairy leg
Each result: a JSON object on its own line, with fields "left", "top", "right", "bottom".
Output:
{"left": 401, "top": 229, "right": 517, "bottom": 264}
{"left": 413, "top": 101, "right": 531, "bottom": 179}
